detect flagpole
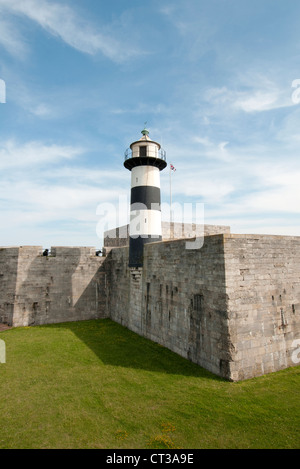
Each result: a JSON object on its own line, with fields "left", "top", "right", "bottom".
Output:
{"left": 169, "top": 164, "right": 176, "bottom": 238}
{"left": 169, "top": 164, "right": 172, "bottom": 225}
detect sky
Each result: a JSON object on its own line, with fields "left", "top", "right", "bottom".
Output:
{"left": 0, "top": 0, "right": 300, "bottom": 248}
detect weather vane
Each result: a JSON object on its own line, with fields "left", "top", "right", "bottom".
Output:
{"left": 141, "top": 121, "right": 149, "bottom": 136}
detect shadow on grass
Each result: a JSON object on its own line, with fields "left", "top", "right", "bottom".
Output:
{"left": 49, "top": 319, "right": 224, "bottom": 381}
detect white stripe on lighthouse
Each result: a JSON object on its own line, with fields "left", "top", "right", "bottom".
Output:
{"left": 131, "top": 166, "right": 160, "bottom": 189}
{"left": 129, "top": 209, "right": 162, "bottom": 237}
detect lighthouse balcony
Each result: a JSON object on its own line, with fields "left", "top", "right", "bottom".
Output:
{"left": 124, "top": 147, "right": 167, "bottom": 171}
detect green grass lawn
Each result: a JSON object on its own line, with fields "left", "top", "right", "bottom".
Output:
{"left": 0, "top": 319, "right": 299, "bottom": 449}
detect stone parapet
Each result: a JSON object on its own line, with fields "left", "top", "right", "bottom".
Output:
{"left": 0, "top": 232, "right": 299, "bottom": 381}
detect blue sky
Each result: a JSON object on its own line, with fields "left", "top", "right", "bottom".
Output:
{"left": 0, "top": 0, "right": 300, "bottom": 248}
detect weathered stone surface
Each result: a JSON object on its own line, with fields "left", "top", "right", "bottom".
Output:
{"left": 0, "top": 246, "right": 107, "bottom": 327}
{"left": 107, "top": 235, "right": 232, "bottom": 379}
{"left": 104, "top": 223, "right": 230, "bottom": 247}
{"left": 223, "top": 234, "right": 300, "bottom": 381}
{"left": 0, "top": 231, "right": 299, "bottom": 382}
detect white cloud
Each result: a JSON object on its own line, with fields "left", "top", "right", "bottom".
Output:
{"left": 245, "top": 187, "right": 300, "bottom": 214}
{"left": 194, "top": 136, "right": 213, "bottom": 147}
{"left": 193, "top": 137, "right": 230, "bottom": 158}
{"left": 234, "top": 90, "right": 290, "bottom": 113}
{"left": 0, "top": 139, "right": 129, "bottom": 241}
{"left": 183, "top": 179, "right": 235, "bottom": 201}
{"left": 0, "top": 0, "right": 140, "bottom": 61}
{"left": 234, "top": 91, "right": 278, "bottom": 112}
{"left": 1, "top": 136, "right": 299, "bottom": 246}
{"left": 205, "top": 80, "right": 293, "bottom": 114}
{"left": 160, "top": 128, "right": 300, "bottom": 238}
{"left": 0, "top": 140, "right": 83, "bottom": 170}
{"left": 0, "top": 16, "right": 28, "bottom": 58}
{"left": 30, "top": 103, "right": 53, "bottom": 117}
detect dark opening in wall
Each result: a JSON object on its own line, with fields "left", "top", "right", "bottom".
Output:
{"left": 194, "top": 294, "right": 204, "bottom": 313}
{"left": 147, "top": 282, "right": 150, "bottom": 298}
{"left": 146, "top": 282, "right": 150, "bottom": 314}
{"left": 146, "top": 282, "right": 151, "bottom": 330}
{"left": 140, "top": 146, "right": 147, "bottom": 157}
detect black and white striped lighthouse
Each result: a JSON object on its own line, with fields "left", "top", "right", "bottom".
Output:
{"left": 124, "top": 128, "right": 167, "bottom": 267}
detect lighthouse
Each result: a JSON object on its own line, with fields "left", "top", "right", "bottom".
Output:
{"left": 124, "top": 128, "right": 167, "bottom": 267}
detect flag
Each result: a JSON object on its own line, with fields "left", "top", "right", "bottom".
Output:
{"left": 170, "top": 164, "right": 176, "bottom": 172}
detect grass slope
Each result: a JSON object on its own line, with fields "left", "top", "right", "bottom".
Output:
{"left": 0, "top": 319, "right": 299, "bottom": 449}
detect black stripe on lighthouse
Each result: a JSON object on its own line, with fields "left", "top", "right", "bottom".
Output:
{"left": 130, "top": 186, "right": 161, "bottom": 210}
{"left": 129, "top": 185, "right": 162, "bottom": 268}
{"left": 129, "top": 235, "right": 161, "bottom": 268}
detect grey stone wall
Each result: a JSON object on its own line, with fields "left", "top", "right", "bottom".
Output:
{"left": 224, "top": 234, "right": 300, "bottom": 381}
{"left": 104, "top": 222, "right": 230, "bottom": 247}
{"left": 108, "top": 236, "right": 232, "bottom": 379}
{"left": 105, "top": 246, "right": 130, "bottom": 328}
{"left": 162, "top": 222, "right": 230, "bottom": 240}
{"left": 0, "top": 247, "right": 19, "bottom": 325}
{"left": 1, "top": 231, "right": 299, "bottom": 381}
{"left": 142, "top": 236, "right": 231, "bottom": 377}
{"left": 107, "top": 233, "right": 300, "bottom": 381}
{"left": 0, "top": 246, "right": 108, "bottom": 327}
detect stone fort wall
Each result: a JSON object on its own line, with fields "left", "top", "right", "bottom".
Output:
{"left": 104, "top": 222, "right": 231, "bottom": 248}
{"left": 0, "top": 232, "right": 299, "bottom": 381}
{"left": 106, "top": 234, "right": 300, "bottom": 380}
{"left": 106, "top": 236, "right": 230, "bottom": 378}
{"left": 224, "top": 234, "right": 300, "bottom": 381}
{"left": 0, "top": 246, "right": 107, "bottom": 327}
